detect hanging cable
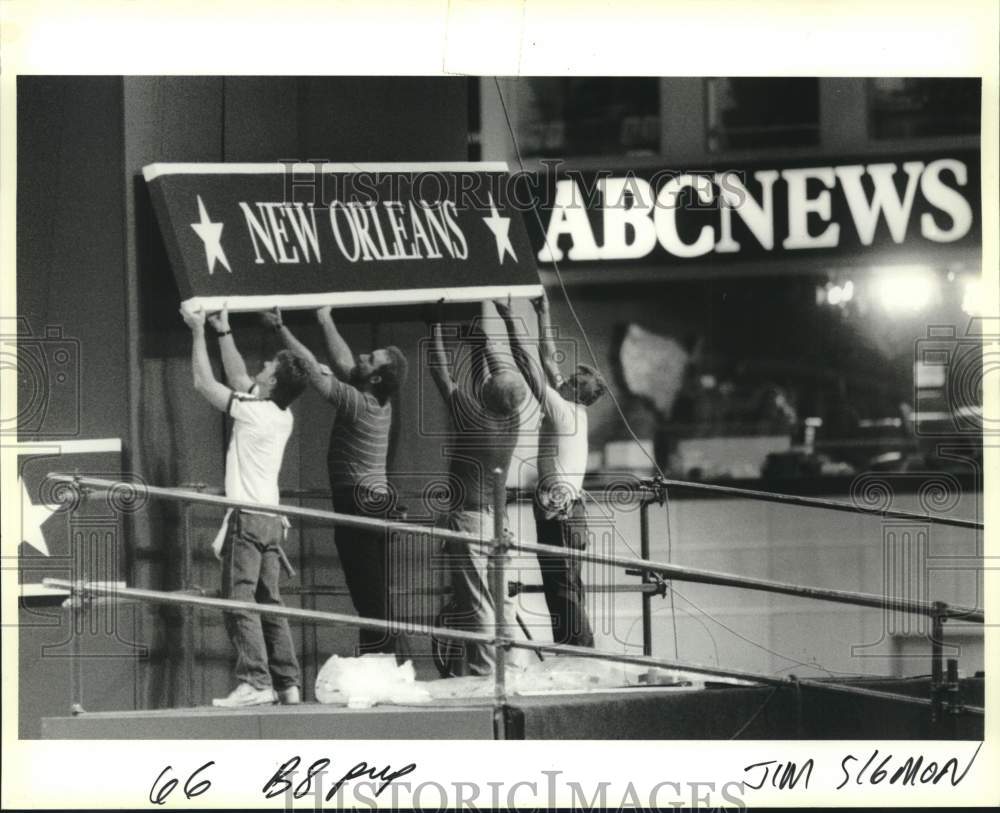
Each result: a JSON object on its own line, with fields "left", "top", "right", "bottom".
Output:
{"left": 663, "top": 490, "right": 679, "bottom": 659}
{"left": 493, "top": 78, "right": 669, "bottom": 482}
{"left": 729, "top": 686, "right": 780, "bottom": 740}
{"left": 493, "top": 76, "right": 685, "bottom": 658}
{"left": 582, "top": 487, "right": 843, "bottom": 675}
{"left": 492, "top": 81, "right": 945, "bottom": 682}
{"left": 670, "top": 586, "right": 845, "bottom": 678}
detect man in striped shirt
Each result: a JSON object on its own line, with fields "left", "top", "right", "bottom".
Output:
{"left": 267, "top": 306, "right": 409, "bottom": 657}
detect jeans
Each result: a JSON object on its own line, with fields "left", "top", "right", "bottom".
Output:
{"left": 220, "top": 511, "right": 300, "bottom": 690}
{"left": 533, "top": 499, "right": 595, "bottom": 648}
{"left": 332, "top": 487, "right": 409, "bottom": 658}
{"left": 443, "top": 508, "right": 532, "bottom": 676}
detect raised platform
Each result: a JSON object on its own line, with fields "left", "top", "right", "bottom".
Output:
{"left": 42, "top": 677, "right": 984, "bottom": 740}
{"left": 43, "top": 696, "right": 495, "bottom": 740}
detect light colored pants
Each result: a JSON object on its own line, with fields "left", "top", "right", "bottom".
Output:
{"left": 444, "top": 508, "right": 532, "bottom": 676}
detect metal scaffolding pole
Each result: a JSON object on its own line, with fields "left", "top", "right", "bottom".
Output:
{"left": 48, "top": 475, "right": 985, "bottom": 623}
{"left": 490, "top": 469, "right": 508, "bottom": 740}
{"left": 42, "top": 578, "right": 985, "bottom": 718}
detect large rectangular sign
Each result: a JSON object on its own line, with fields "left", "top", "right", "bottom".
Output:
{"left": 143, "top": 162, "right": 543, "bottom": 311}
{"left": 528, "top": 149, "right": 980, "bottom": 270}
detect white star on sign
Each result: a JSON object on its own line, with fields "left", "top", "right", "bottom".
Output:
{"left": 190, "top": 195, "right": 232, "bottom": 275}
{"left": 482, "top": 194, "right": 517, "bottom": 265}
{"left": 20, "top": 477, "right": 59, "bottom": 557}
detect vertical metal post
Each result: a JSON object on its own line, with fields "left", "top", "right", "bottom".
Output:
{"left": 639, "top": 498, "right": 652, "bottom": 657}
{"left": 791, "top": 675, "right": 804, "bottom": 738}
{"left": 69, "top": 589, "right": 85, "bottom": 715}
{"left": 930, "top": 601, "right": 945, "bottom": 725}
{"left": 490, "top": 468, "right": 508, "bottom": 741}
{"left": 945, "top": 657, "right": 960, "bottom": 737}
{"left": 304, "top": 506, "right": 317, "bottom": 698}
{"left": 180, "top": 494, "right": 195, "bottom": 707}
{"left": 70, "top": 480, "right": 87, "bottom": 714}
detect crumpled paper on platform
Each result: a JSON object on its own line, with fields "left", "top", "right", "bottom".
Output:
{"left": 315, "top": 654, "right": 432, "bottom": 709}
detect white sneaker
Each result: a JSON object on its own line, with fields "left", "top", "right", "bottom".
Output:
{"left": 212, "top": 683, "right": 278, "bottom": 708}
{"left": 277, "top": 686, "right": 301, "bottom": 705}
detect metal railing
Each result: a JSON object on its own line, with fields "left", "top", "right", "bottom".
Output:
{"left": 184, "top": 473, "right": 984, "bottom": 660}
{"left": 42, "top": 472, "right": 985, "bottom": 735}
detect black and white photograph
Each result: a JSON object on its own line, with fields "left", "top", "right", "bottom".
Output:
{"left": 2, "top": 2, "right": 997, "bottom": 810}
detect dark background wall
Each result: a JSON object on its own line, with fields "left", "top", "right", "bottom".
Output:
{"left": 18, "top": 76, "right": 472, "bottom": 727}
{"left": 16, "top": 77, "right": 128, "bottom": 442}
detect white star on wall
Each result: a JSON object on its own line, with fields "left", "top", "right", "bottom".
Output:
{"left": 19, "top": 478, "right": 58, "bottom": 557}
{"left": 190, "top": 195, "right": 232, "bottom": 275}
{"left": 482, "top": 193, "right": 518, "bottom": 265}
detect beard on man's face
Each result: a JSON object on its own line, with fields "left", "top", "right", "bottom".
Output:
{"left": 348, "top": 366, "right": 364, "bottom": 387}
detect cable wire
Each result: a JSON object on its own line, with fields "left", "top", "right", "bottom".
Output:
{"left": 492, "top": 80, "right": 913, "bottom": 678}
{"left": 492, "top": 78, "right": 668, "bottom": 482}
{"left": 729, "top": 686, "right": 780, "bottom": 740}
{"left": 495, "top": 78, "right": 690, "bottom": 660}
{"left": 583, "top": 488, "right": 842, "bottom": 676}
{"left": 670, "top": 586, "right": 843, "bottom": 678}
{"left": 663, "top": 494, "right": 680, "bottom": 659}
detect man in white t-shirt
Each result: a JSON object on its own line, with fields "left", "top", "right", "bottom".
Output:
{"left": 495, "top": 294, "right": 607, "bottom": 648}
{"left": 181, "top": 303, "right": 309, "bottom": 707}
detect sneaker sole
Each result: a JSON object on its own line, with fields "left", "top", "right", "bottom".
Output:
{"left": 212, "top": 696, "right": 278, "bottom": 708}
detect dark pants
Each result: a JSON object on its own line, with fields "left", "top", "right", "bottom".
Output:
{"left": 533, "top": 499, "right": 595, "bottom": 648}
{"left": 332, "top": 487, "right": 407, "bottom": 657}
{"left": 220, "top": 511, "right": 300, "bottom": 690}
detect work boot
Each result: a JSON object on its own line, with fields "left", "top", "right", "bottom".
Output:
{"left": 277, "top": 685, "right": 301, "bottom": 705}
{"left": 212, "top": 683, "right": 277, "bottom": 708}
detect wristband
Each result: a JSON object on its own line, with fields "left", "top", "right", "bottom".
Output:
{"left": 272, "top": 323, "right": 284, "bottom": 332}
{"left": 215, "top": 329, "right": 232, "bottom": 338}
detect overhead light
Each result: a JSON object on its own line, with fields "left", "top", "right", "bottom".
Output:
{"left": 818, "top": 278, "right": 854, "bottom": 308}
{"left": 961, "top": 275, "right": 983, "bottom": 316}
{"left": 873, "top": 265, "right": 938, "bottom": 314}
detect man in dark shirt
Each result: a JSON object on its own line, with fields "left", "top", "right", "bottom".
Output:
{"left": 266, "top": 306, "right": 408, "bottom": 657}
{"left": 428, "top": 319, "right": 532, "bottom": 676}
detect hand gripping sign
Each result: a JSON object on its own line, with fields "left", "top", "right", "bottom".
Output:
{"left": 143, "top": 162, "right": 544, "bottom": 312}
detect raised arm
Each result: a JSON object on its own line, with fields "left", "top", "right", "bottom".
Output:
{"left": 263, "top": 307, "right": 338, "bottom": 400}
{"left": 428, "top": 322, "right": 457, "bottom": 400}
{"left": 207, "top": 305, "right": 253, "bottom": 392}
{"left": 180, "top": 304, "right": 232, "bottom": 412}
{"left": 465, "top": 322, "right": 507, "bottom": 402}
{"left": 316, "top": 306, "right": 356, "bottom": 380}
{"left": 264, "top": 308, "right": 320, "bottom": 367}
{"left": 533, "top": 293, "right": 564, "bottom": 388}
{"left": 494, "top": 298, "right": 545, "bottom": 405}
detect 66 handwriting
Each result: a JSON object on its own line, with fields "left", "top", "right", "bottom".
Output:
{"left": 148, "top": 761, "right": 215, "bottom": 805}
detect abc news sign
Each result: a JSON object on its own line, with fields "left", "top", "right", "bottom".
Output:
{"left": 531, "top": 150, "right": 979, "bottom": 268}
